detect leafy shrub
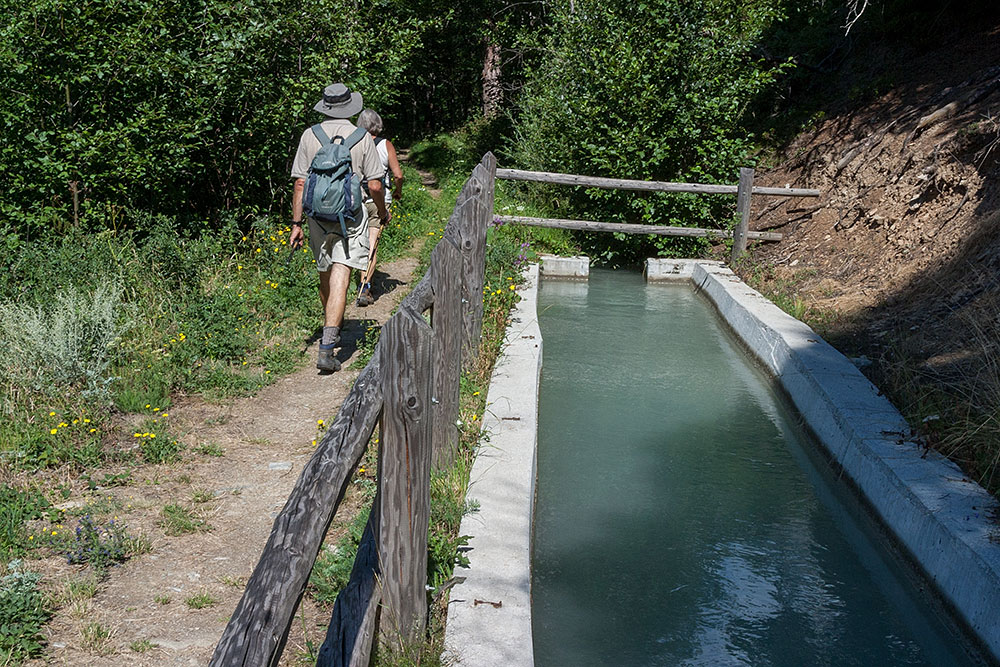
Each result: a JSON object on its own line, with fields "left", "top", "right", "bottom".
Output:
{"left": 0, "top": 0, "right": 437, "bottom": 234}
{"left": 0, "top": 561, "right": 51, "bottom": 664}
{"left": 0, "top": 282, "right": 133, "bottom": 401}
{"left": 511, "top": 0, "right": 788, "bottom": 263}
{"left": 310, "top": 506, "right": 371, "bottom": 604}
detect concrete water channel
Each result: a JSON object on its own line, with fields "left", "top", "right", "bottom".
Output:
{"left": 445, "top": 260, "right": 1000, "bottom": 666}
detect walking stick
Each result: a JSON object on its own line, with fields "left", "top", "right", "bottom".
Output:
{"left": 356, "top": 227, "right": 382, "bottom": 306}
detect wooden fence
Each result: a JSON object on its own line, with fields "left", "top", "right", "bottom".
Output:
{"left": 209, "top": 153, "right": 496, "bottom": 667}
{"left": 495, "top": 167, "right": 820, "bottom": 263}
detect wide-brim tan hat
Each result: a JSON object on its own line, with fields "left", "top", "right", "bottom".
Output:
{"left": 313, "top": 83, "right": 363, "bottom": 118}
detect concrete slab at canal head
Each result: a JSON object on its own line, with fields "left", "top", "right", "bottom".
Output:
{"left": 445, "top": 256, "right": 1000, "bottom": 664}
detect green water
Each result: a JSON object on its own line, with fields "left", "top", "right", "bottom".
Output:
{"left": 532, "top": 269, "right": 979, "bottom": 666}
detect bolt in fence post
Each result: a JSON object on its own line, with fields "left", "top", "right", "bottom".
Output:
{"left": 731, "top": 167, "right": 754, "bottom": 264}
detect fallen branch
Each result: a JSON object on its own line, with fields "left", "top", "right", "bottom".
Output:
{"left": 755, "top": 198, "right": 788, "bottom": 220}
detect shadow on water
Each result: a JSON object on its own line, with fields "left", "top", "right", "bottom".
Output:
{"left": 532, "top": 270, "right": 983, "bottom": 666}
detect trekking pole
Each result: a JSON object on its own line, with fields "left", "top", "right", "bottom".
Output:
{"left": 356, "top": 229, "right": 381, "bottom": 306}
{"left": 285, "top": 238, "right": 302, "bottom": 267}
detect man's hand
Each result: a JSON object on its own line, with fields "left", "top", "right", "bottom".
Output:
{"left": 290, "top": 223, "right": 304, "bottom": 250}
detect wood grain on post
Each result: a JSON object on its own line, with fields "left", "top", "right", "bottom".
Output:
{"left": 378, "top": 305, "right": 434, "bottom": 646}
{"left": 731, "top": 167, "right": 755, "bottom": 262}
{"left": 209, "top": 361, "right": 384, "bottom": 667}
{"left": 495, "top": 167, "right": 819, "bottom": 198}
{"left": 481, "top": 152, "right": 498, "bottom": 221}
{"left": 317, "top": 495, "right": 381, "bottom": 667}
{"left": 447, "top": 178, "right": 487, "bottom": 371}
{"left": 496, "top": 215, "right": 782, "bottom": 241}
{"left": 463, "top": 165, "right": 490, "bottom": 364}
{"left": 431, "top": 235, "right": 463, "bottom": 470}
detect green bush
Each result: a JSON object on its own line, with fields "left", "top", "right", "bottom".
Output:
{"left": 510, "top": 0, "right": 788, "bottom": 263}
{"left": 0, "top": 561, "right": 51, "bottom": 664}
{"left": 0, "top": 0, "right": 429, "bottom": 233}
{"left": 310, "top": 506, "right": 371, "bottom": 605}
{"left": 0, "top": 487, "right": 51, "bottom": 560}
{"left": 0, "top": 282, "right": 133, "bottom": 401}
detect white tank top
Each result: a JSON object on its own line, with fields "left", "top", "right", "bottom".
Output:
{"left": 375, "top": 137, "right": 392, "bottom": 207}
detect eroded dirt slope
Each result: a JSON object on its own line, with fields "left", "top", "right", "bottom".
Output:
{"left": 748, "top": 24, "right": 1000, "bottom": 364}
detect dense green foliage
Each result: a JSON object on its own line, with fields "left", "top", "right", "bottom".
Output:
{"left": 0, "top": 0, "right": 454, "bottom": 232}
{"left": 510, "top": 0, "right": 790, "bottom": 263}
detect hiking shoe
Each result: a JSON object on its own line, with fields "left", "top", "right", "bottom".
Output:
{"left": 317, "top": 342, "right": 341, "bottom": 373}
{"left": 357, "top": 282, "right": 374, "bottom": 307}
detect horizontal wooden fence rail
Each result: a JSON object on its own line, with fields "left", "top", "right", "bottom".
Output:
{"left": 495, "top": 166, "right": 821, "bottom": 263}
{"left": 495, "top": 167, "right": 820, "bottom": 198}
{"left": 210, "top": 153, "right": 496, "bottom": 667}
{"left": 496, "top": 215, "right": 783, "bottom": 241}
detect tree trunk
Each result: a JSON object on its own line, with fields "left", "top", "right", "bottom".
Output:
{"left": 482, "top": 39, "right": 502, "bottom": 118}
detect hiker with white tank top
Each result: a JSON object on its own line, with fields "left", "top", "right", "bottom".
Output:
{"left": 355, "top": 109, "right": 404, "bottom": 307}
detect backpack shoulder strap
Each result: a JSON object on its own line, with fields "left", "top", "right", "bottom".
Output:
{"left": 345, "top": 126, "right": 367, "bottom": 150}
{"left": 374, "top": 136, "right": 386, "bottom": 146}
{"left": 310, "top": 124, "right": 331, "bottom": 146}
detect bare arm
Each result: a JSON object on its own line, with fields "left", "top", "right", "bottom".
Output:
{"left": 290, "top": 178, "right": 305, "bottom": 247}
{"left": 386, "top": 140, "right": 404, "bottom": 202}
{"left": 368, "top": 178, "right": 389, "bottom": 223}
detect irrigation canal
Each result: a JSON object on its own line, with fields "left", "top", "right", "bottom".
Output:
{"left": 531, "top": 269, "right": 980, "bottom": 666}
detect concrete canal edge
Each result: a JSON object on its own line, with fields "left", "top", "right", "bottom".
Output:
{"left": 443, "top": 263, "right": 541, "bottom": 666}
{"left": 648, "top": 258, "right": 1000, "bottom": 660}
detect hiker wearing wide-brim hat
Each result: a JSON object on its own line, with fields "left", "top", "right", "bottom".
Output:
{"left": 288, "top": 83, "right": 390, "bottom": 373}
{"left": 314, "top": 83, "right": 364, "bottom": 118}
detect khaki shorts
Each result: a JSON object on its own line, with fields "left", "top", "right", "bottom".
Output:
{"left": 364, "top": 200, "right": 381, "bottom": 230}
{"left": 308, "top": 209, "right": 370, "bottom": 272}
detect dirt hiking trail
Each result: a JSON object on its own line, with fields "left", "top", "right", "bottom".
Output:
{"left": 31, "top": 251, "right": 421, "bottom": 666}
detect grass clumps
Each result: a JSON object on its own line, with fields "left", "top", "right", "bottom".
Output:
{"left": 0, "top": 486, "right": 52, "bottom": 560}
{"left": 159, "top": 503, "right": 211, "bottom": 536}
{"left": 184, "top": 591, "right": 218, "bottom": 609}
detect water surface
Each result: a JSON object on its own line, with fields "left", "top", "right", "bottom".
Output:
{"left": 532, "top": 269, "right": 977, "bottom": 666}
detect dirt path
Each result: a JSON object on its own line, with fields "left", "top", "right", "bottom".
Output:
{"left": 33, "top": 253, "right": 420, "bottom": 666}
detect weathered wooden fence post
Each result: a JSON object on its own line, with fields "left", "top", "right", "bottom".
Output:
{"left": 731, "top": 166, "right": 755, "bottom": 263}
{"left": 453, "top": 176, "right": 487, "bottom": 370}
{"left": 317, "top": 494, "right": 381, "bottom": 667}
{"left": 377, "top": 304, "right": 434, "bottom": 648}
{"left": 431, "top": 235, "right": 464, "bottom": 470}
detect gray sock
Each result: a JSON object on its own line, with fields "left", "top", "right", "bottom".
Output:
{"left": 322, "top": 326, "right": 340, "bottom": 346}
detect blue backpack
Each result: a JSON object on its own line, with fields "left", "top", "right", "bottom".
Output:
{"left": 303, "top": 124, "right": 367, "bottom": 247}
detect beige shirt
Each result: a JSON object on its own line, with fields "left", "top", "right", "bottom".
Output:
{"left": 290, "top": 118, "right": 384, "bottom": 183}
